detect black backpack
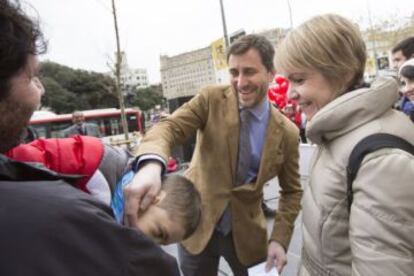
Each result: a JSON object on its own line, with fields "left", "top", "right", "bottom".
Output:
{"left": 346, "top": 133, "right": 414, "bottom": 212}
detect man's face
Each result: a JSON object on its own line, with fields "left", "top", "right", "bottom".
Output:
{"left": 392, "top": 50, "right": 407, "bottom": 70}
{"left": 0, "top": 55, "right": 43, "bottom": 152}
{"left": 72, "top": 113, "right": 85, "bottom": 125}
{"left": 134, "top": 191, "right": 186, "bottom": 245}
{"left": 228, "top": 48, "right": 274, "bottom": 108}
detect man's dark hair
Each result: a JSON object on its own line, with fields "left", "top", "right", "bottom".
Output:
{"left": 392, "top": 36, "right": 414, "bottom": 59}
{"left": 0, "top": 0, "right": 46, "bottom": 100}
{"left": 226, "top": 34, "right": 275, "bottom": 72}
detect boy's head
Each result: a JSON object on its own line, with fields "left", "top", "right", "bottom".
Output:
{"left": 135, "top": 175, "right": 201, "bottom": 245}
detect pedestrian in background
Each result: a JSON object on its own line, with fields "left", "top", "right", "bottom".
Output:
{"left": 391, "top": 36, "right": 414, "bottom": 70}
{"left": 62, "top": 110, "right": 102, "bottom": 138}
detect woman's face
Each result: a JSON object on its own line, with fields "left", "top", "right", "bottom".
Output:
{"left": 280, "top": 67, "right": 337, "bottom": 121}
{"left": 400, "top": 76, "right": 414, "bottom": 101}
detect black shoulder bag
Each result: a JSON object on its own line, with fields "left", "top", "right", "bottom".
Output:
{"left": 346, "top": 133, "right": 414, "bottom": 212}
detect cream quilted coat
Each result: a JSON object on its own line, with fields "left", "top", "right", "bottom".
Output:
{"left": 299, "top": 77, "right": 414, "bottom": 276}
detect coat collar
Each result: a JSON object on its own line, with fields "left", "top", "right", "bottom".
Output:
{"left": 256, "top": 105, "right": 285, "bottom": 184}
{"left": 306, "top": 77, "right": 399, "bottom": 145}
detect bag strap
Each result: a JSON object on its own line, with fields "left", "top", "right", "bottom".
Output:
{"left": 346, "top": 133, "right": 414, "bottom": 212}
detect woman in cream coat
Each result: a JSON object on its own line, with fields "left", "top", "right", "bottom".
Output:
{"left": 275, "top": 14, "right": 414, "bottom": 275}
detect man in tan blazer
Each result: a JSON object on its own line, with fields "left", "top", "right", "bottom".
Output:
{"left": 124, "top": 34, "right": 302, "bottom": 275}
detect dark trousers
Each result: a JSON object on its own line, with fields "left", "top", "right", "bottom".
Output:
{"left": 178, "top": 230, "right": 248, "bottom": 276}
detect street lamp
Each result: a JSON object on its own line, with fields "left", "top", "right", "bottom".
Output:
{"left": 219, "top": 0, "right": 230, "bottom": 48}
{"left": 111, "top": 0, "right": 129, "bottom": 142}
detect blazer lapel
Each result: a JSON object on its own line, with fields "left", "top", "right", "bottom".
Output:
{"left": 256, "top": 106, "right": 285, "bottom": 184}
{"left": 223, "top": 87, "right": 240, "bottom": 183}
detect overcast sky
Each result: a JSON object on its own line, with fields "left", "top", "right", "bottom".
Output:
{"left": 27, "top": 0, "right": 413, "bottom": 83}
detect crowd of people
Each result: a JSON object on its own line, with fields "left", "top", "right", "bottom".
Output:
{"left": 1, "top": 0, "right": 413, "bottom": 275}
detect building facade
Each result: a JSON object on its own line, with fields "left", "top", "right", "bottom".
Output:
{"left": 160, "top": 47, "right": 216, "bottom": 100}
{"left": 115, "top": 51, "right": 149, "bottom": 90}
{"left": 160, "top": 27, "right": 287, "bottom": 100}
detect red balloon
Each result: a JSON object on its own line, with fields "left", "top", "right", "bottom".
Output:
{"left": 274, "top": 75, "right": 286, "bottom": 85}
{"left": 267, "top": 90, "right": 276, "bottom": 103}
{"left": 268, "top": 75, "right": 290, "bottom": 109}
{"left": 280, "top": 81, "right": 288, "bottom": 92}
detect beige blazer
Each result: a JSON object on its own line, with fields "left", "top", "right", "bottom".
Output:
{"left": 136, "top": 85, "right": 302, "bottom": 265}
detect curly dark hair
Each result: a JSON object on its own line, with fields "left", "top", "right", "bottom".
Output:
{"left": 0, "top": 0, "right": 47, "bottom": 100}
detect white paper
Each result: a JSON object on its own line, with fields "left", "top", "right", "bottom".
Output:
{"left": 248, "top": 262, "right": 279, "bottom": 276}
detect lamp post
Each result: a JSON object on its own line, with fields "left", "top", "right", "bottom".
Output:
{"left": 219, "top": 0, "right": 229, "bottom": 48}
{"left": 111, "top": 0, "right": 129, "bottom": 142}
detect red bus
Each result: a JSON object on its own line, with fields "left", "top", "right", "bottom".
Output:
{"left": 29, "top": 108, "right": 144, "bottom": 145}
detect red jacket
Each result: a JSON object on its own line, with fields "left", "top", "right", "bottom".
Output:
{"left": 5, "top": 135, "right": 103, "bottom": 192}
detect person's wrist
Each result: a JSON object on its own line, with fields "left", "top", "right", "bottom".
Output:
{"left": 139, "top": 160, "right": 162, "bottom": 174}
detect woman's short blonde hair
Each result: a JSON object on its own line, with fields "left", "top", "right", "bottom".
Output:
{"left": 275, "top": 14, "right": 366, "bottom": 94}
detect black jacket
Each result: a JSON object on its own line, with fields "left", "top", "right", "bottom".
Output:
{"left": 0, "top": 154, "right": 179, "bottom": 276}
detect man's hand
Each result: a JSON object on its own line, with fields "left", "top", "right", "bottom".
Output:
{"left": 124, "top": 161, "right": 162, "bottom": 227}
{"left": 265, "top": 241, "right": 287, "bottom": 274}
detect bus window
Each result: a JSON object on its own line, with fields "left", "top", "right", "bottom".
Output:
{"left": 50, "top": 122, "right": 71, "bottom": 138}
{"left": 127, "top": 114, "right": 139, "bottom": 132}
{"left": 29, "top": 108, "right": 143, "bottom": 142}
{"left": 32, "top": 125, "right": 49, "bottom": 138}
{"left": 98, "top": 121, "right": 106, "bottom": 136}
{"left": 110, "top": 118, "right": 120, "bottom": 135}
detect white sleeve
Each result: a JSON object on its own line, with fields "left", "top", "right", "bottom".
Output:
{"left": 86, "top": 170, "right": 111, "bottom": 206}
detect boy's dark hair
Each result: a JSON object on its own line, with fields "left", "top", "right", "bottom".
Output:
{"left": 400, "top": 65, "right": 414, "bottom": 81}
{"left": 392, "top": 36, "right": 414, "bottom": 59}
{"left": 226, "top": 34, "right": 275, "bottom": 72}
{"left": 0, "top": 0, "right": 47, "bottom": 100}
{"left": 159, "top": 175, "right": 201, "bottom": 239}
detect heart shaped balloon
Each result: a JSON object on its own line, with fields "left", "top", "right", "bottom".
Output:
{"left": 268, "top": 75, "right": 289, "bottom": 109}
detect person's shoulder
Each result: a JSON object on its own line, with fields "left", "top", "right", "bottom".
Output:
{"left": 0, "top": 179, "right": 180, "bottom": 275}
{"left": 270, "top": 105, "right": 299, "bottom": 137}
{"left": 62, "top": 124, "right": 76, "bottom": 133}
{"left": 85, "top": 122, "right": 99, "bottom": 128}
{"left": 0, "top": 179, "right": 114, "bottom": 224}
{"left": 199, "top": 84, "right": 232, "bottom": 98}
